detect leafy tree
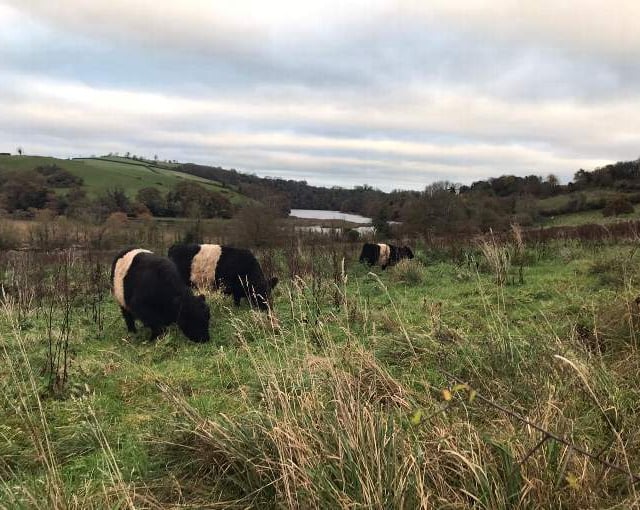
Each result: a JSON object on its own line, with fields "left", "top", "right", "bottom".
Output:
{"left": 35, "top": 164, "right": 83, "bottom": 187}
{"left": 0, "top": 171, "right": 49, "bottom": 212}
{"left": 136, "top": 187, "right": 166, "bottom": 216}
{"left": 403, "top": 182, "right": 470, "bottom": 235}
{"left": 234, "top": 203, "right": 279, "bottom": 248}
{"left": 238, "top": 183, "right": 290, "bottom": 216}
{"left": 166, "top": 182, "right": 233, "bottom": 218}
{"left": 372, "top": 207, "right": 391, "bottom": 237}
{"left": 546, "top": 174, "right": 559, "bottom": 187}
{"left": 57, "top": 188, "right": 90, "bottom": 218}
{"left": 94, "top": 186, "right": 131, "bottom": 220}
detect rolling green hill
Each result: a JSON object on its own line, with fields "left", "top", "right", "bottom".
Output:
{"left": 542, "top": 208, "right": 640, "bottom": 227}
{"left": 0, "top": 155, "right": 247, "bottom": 204}
{"left": 3, "top": 153, "right": 640, "bottom": 228}
{"left": 536, "top": 189, "right": 618, "bottom": 212}
{"left": 535, "top": 188, "right": 640, "bottom": 226}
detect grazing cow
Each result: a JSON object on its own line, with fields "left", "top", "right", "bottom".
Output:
{"left": 168, "top": 243, "right": 278, "bottom": 310}
{"left": 359, "top": 243, "right": 414, "bottom": 269}
{"left": 111, "top": 248, "right": 210, "bottom": 342}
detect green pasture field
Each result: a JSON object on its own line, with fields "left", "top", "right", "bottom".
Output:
{"left": 535, "top": 189, "right": 619, "bottom": 211}
{"left": 543, "top": 208, "right": 640, "bottom": 227}
{"left": 1, "top": 240, "right": 640, "bottom": 508}
{"left": 0, "top": 155, "right": 246, "bottom": 204}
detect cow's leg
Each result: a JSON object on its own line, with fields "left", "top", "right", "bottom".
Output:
{"left": 130, "top": 299, "right": 166, "bottom": 340}
{"left": 148, "top": 324, "right": 167, "bottom": 341}
{"left": 121, "top": 307, "right": 137, "bottom": 333}
{"left": 232, "top": 288, "right": 243, "bottom": 307}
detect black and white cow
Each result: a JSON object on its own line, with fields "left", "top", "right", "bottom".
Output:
{"left": 168, "top": 243, "right": 278, "bottom": 310}
{"left": 111, "top": 248, "right": 211, "bottom": 342}
{"left": 359, "top": 243, "right": 414, "bottom": 269}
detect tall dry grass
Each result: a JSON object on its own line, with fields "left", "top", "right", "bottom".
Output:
{"left": 1, "top": 242, "right": 640, "bottom": 508}
{"left": 478, "top": 233, "right": 512, "bottom": 286}
{"left": 0, "top": 255, "right": 144, "bottom": 509}
{"left": 143, "top": 270, "right": 640, "bottom": 509}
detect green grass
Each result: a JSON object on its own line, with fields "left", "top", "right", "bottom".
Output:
{"left": 543, "top": 208, "right": 640, "bottom": 226}
{"left": 2, "top": 241, "right": 640, "bottom": 507}
{"left": 535, "top": 189, "right": 618, "bottom": 211}
{"left": 534, "top": 189, "right": 640, "bottom": 227}
{"left": 0, "top": 155, "right": 247, "bottom": 204}
{"left": 531, "top": 189, "right": 640, "bottom": 226}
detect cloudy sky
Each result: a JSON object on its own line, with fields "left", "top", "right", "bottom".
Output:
{"left": 1, "top": 1, "right": 639, "bottom": 190}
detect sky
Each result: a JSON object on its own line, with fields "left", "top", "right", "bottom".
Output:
{"left": 1, "top": 1, "right": 639, "bottom": 191}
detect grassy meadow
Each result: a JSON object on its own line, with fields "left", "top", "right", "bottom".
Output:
{"left": 543, "top": 209, "right": 640, "bottom": 227}
{"left": 2, "top": 233, "right": 640, "bottom": 509}
{"left": 0, "top": 156, "right": 246, "bottom": 203}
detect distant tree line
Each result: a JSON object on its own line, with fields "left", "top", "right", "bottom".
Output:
{"left": 177, "top": 163, "right": 420, "bottom": 219}
{"left": 176, "top": 159, "right": 640, "bottom": 232}
{"left": 2, "top": 156, "right": 640, "bottom": 232}
{"left": 459, "top": 173, "right": 561, "bottom": 198}
{"left": 572, "top": 160, "right": 640, "bottom": 191}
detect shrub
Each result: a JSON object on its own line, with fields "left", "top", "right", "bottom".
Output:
{"left": 602, "top": 197, "right": 634, "bottom": 217}
{"left": 94, "top": 186, "right": 132, "bottom": 220}
{"left": 136, "top": 187, "right": 166, "bottom": 216}
{"left": 478, "top": 235, "right": 511, "bottom": 285}
{"left": 587, "top": 253, "right": 634, "bottom": 288}
{"left": 35, "top": 164, "right": 83, "bottom": 187}
{"left": 390, "top": 259, "right": 423, "bottom": 285}
{"left": 233, "top": 204, "right": 280, "bottom": 248}
{"left": 105, "top": 212, "right": 128, "bottom": 228}
{"left": 0, "top": 171, "right": 50, "bottom": 212}
{"left": 344, "top": 228, "right": 360, "bottom": 242}
{"left": 0, "top": 219, "right": 22, "bottom": 249}
{"left": 166, "top": 182, "right": 233, "bottom": 219}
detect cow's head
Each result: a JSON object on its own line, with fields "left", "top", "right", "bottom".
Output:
{"left": 250, "top": 276, "right": 279, "bottom": 311}
{"left": 402, "top": 246, "right": 414, "bottom": 259}
{"left": 177, "top": 293, "right": 211, "bottom": 342}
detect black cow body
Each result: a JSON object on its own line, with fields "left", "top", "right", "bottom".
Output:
{"left": 359, "top": 243, "right": 414, "bottom": 269}
{"left": 111, "top": 248, "right": 210, "bottom": 342}
{"left": 168, "top": 243, "right": 278, "bottom": 310}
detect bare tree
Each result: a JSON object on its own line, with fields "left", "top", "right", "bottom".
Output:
{"left": 234, "top": 203, "right": 279, "bottom": 248}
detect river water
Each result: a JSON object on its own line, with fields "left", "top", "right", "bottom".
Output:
{"left": 289, "top": 209, "right": 371, "bottom": 224}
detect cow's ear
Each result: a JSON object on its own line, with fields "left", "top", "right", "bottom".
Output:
{"left": 269, "top": 277, "right": 279, "bottom": 290}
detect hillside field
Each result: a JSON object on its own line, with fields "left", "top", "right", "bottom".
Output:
{"left": 0, "top": 155, "right": 247, "bottom": 204}
{"left": 543, "top": 209, "right": 640, "bottom": 227}
{"left": 2, "top": 237, "right": 640, "bottom": 508}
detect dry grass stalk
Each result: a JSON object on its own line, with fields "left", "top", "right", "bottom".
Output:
{"left": 479, "top": 234, "right": 512, "bottom": 285}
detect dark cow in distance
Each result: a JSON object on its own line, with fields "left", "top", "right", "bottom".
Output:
{"left": 168, "top": 243, "right": 278, "bottom": 310}
{"left": 359, "top": 243, "right": 414, "bottom": 269}
{"left": 111, "top": 248, "right": 210, "bottom": 342}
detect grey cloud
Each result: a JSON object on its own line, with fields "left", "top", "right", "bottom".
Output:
{"left": 1, "top": 0, "right": 639, "bottom": 191}
{"left": 5, "top": 0, "right": 639, "bottom": 103}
